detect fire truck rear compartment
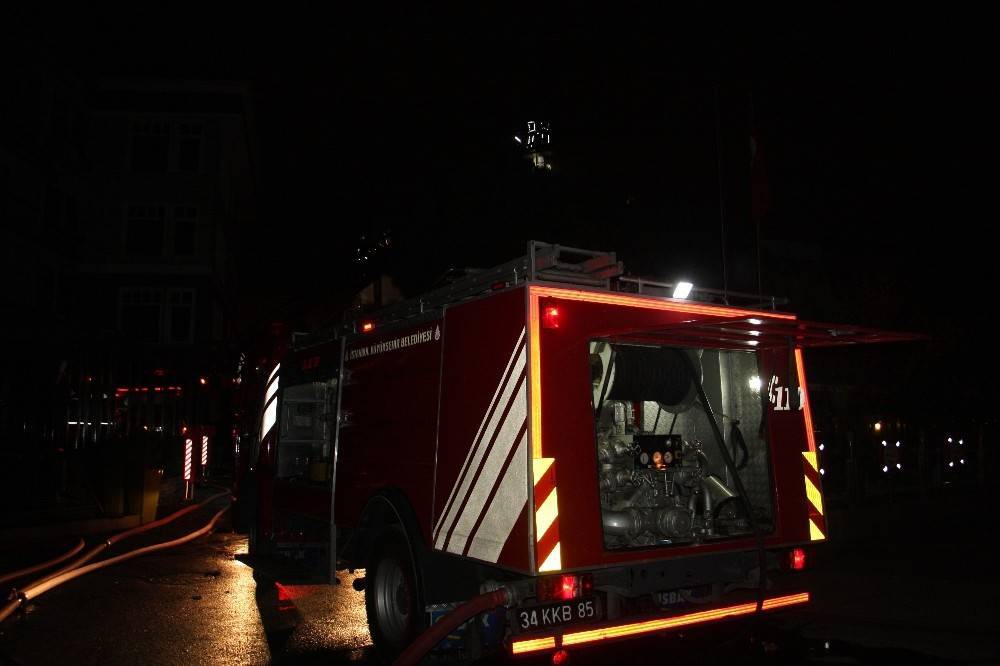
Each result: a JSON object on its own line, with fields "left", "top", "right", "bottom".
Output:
{"left": 590, "top": 341, "right": 775, "bottom": 550}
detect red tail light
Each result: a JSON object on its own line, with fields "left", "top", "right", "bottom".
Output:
{"left": 538, "top": 574, "right": 593, "bottom": 602}
{"left": 790, "top": 547, "right": 806, "bottom": 571}
{"left": 542, "top": 305, "right": 561, "bottom": 329}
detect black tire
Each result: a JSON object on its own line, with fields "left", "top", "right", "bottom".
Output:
{"left": 365, "top": 527, "right": 426, "bottom": 661}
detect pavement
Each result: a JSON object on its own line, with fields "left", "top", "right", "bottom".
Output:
{"left": 0, "top": 486, "right": 996, "bottom": 665}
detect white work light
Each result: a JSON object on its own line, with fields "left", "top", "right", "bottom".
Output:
{"left": 673, "top": 281, "right": 693, "bottom": 299}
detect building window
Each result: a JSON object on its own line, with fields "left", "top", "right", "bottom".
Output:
{"left": 175, "top": 122, "right": 203, "bottom": 172}
{"left": 172, "top": 205, "right": 197, "bottom": 255}
{"left": 118, "top": 287, "right": 195, "bottom": 344}
{"left": 120, "top": 288, "right": 163, "bottom": 343}
{"left": 125, "top": 204, "right": 166, "bottom": 256}
{"left": 166, "top": 289, "right": 195, "bottom": 343}
{"left": 130, "top": 120, "right": 171, "bottom": 172}
{"left": 129, "top": 119, "right": 204, "bottom": 173}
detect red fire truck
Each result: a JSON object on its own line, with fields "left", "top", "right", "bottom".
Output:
{"left": 239, "top": 242, "right": 916, "bottom": 660}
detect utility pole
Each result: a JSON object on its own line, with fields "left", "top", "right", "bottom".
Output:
{"left": 749, "top": 89, "right": 763, "bottom": 305}
{"left": 714, "top": 86, "right": 729, "bottom": 304}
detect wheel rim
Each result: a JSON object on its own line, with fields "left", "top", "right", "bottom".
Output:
{"left": 373, "top": 555, "right": 411, "bottom": 644}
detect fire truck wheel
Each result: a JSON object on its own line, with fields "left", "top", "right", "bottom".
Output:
{"left": 365, "top": 527, "right": 425, "bottom": 659}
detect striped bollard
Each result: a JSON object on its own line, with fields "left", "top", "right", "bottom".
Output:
{"left": 201, "top": 434, "right": 209, "bottom": 479}
{"left": 183, "top": 438, "right": 195, "bottom": 500}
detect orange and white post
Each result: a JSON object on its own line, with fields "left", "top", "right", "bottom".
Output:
{"left": 183, "top": 437, "right": 195, "bottom": 500}
{"left": 200, "top": 434, "right": 209, "bottom": 479}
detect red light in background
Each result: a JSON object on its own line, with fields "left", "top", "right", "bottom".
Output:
{"left": 542, "top": 305, "right": 561, "bottom": 329}
{"left": 361, "top": 321, "right": 375, "bottom": 333}
{"left": 790, "top": 547, "right": 806, "bottom": 571}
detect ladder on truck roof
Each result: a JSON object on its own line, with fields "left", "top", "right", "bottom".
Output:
{"left": 294, "top": 241, "right": 788, "bottom": 348}
{"left": 372, "top": 240, "right": 624, "bottom": 321}
{"left": 293, "top": 242, "right": 620, "bottom": 348}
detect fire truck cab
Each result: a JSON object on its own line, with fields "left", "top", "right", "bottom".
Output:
{"left": 240, "top": 242, "right": 916, "bottom": 660}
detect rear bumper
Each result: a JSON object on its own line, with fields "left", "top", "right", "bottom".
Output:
{"left": 509, "top": 591, "right": 809, "bottom": 655}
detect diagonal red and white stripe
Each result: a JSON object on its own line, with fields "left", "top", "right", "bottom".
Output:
{"left": 433, "top": 328, "right": 529, "bottom": 563}
{"left": 533, "top": 457, "right": 561, "bottom": 571}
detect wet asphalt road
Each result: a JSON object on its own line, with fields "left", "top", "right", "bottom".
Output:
{"left": 1, "top": 490, "right": 997, "bottom": 665}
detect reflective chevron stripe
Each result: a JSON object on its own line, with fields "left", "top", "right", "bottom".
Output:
{"left": 533, "top": 457, "right": 561, "bottom": 571}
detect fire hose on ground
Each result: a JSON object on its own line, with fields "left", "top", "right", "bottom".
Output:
{"left": 0, "top": 538, "right": 85, "bottom": 587}
{"left": 394, "top": 586, "right": 512, "bottom": 666}
{"left": 0, "top": 490, "right": 231, "bottom": 625}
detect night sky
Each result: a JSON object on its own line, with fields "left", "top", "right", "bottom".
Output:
{"left": 20, "top": 16, "right": 994, "bottom": 412}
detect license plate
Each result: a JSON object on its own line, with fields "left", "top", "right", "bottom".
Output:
{"left": 517, "top": 598, "right": 599, "bottom": 632}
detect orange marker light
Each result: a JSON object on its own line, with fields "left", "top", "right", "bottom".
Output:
{"left": 361, "top": 321, "right": 375, "bottom": 333}
{"left": 529, "top": 296, "right": 543, "bottom": 459}
{"left": 511, "top": 636, "right": 557, "bottom": 654}
{"left": 528, "top": 285, "right": 796, "bottom": 320}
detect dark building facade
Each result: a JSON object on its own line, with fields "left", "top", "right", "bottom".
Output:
{"left": 0, "top": 73, "right": 258, "bottom": 522}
